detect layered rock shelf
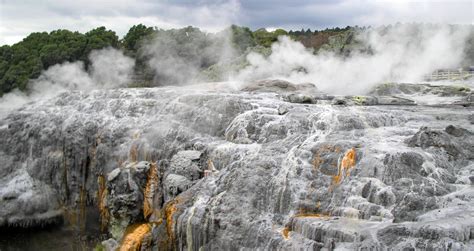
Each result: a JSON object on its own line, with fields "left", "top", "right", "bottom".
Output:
{"left": 0, "top": 80, "right": 473, "bottom": 250}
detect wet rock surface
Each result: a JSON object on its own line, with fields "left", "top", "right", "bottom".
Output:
{"left": 0, "top": 81, "right": 473, "bottom": 250}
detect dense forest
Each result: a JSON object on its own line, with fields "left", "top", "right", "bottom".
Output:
{"left": 0, "top": 24, "right": 472, "bottom": 96}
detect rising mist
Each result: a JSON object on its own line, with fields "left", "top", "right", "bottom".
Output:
{"left": 0, "top": 23, "right": 472, "bottom": 115}
{"left": 234, "top": 24, "right": 472, "bottom": 94}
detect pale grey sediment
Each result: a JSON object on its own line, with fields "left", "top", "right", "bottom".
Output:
{"left": 0, "top": 80, "right": 473, "bottom": 250}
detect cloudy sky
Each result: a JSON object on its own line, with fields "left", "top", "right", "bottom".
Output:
{"left": 0, "top": 0, "right": 472, "bottom": 45}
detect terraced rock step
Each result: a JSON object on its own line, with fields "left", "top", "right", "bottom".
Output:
{"left": 0, "top": 80, "right": 472, "bottom": 250}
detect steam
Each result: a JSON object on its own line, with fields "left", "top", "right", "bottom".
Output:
{"left": 89, "top": 48, "right": 135, "bottom": 88}
{"left": 234, "top": 24, "right": 472, "bottom": 94}
{"left": 1, "top": 23, "right": 472, "bottom": 117}
{"left": 142, "top": 28, "right": 236, "bottom": 85}
{"left": 0, "top": 47, "right": 134, "bottom": 114}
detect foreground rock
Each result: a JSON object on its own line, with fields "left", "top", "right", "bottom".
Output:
{"left": 0, "top": 81, "right": 473, "bottom": 250}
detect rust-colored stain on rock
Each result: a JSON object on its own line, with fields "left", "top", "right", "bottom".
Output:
{"left": 119, "top": 223, "right": 152, "bottom": 251}
{"left": 143, "top": 162, "right": 158, "bottom": 220}
{"left": 332, "top": 148, "right": 357, "bottom": 186}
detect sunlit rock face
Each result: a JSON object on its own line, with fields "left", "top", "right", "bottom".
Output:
{"left": 0, "top": 81, "right": 473, "bottom": 250}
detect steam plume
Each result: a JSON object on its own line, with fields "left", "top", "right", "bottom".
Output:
{"left": 234, "top": 24, "right": 472, "bottom": 94}
{"left": 0, "top": 47, "right": 134, "bottom": 115}
{"left": 142, "top": 28, "right": 236, "bottom": 85}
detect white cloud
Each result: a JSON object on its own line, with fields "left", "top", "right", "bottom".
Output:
{"left": 0, "top": 0, "right": 472, "bottom": 45}
{"left": 0, "top": 0, "right": 241, "bottom": 44}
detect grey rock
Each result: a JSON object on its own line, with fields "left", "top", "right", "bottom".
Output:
{"left": 0, "top": 82, "right": 473, "bottom": 250}
{"left": 107, "top": 168, "right": 121, "bottom": 182}
{"left": 106, "top": 161, "right": 151, "bottom": 239}
{"left": 284, "top": 93, "right": 317, "bottom": 104}
{"left": 369, "top": 83, "right": 472, "bottom": 97}
{"left": 102, "top": 238, "right": 119, "bottom": 251}
{"left": 163, "top": 174, "right": 192, "bottom": 202}
{"left": 330, "top": 95, "right": 415, "bottom": 106}
{"left": 332, "top": 98, "right": 347, "bottom": 105}
{"left": 406, "top": 126, "right": 474, "bottom": 159}
{"left": 240, "top": 79, "right": 319, "bottom": 94}
{"left": 375, "top": 96, "right": 416, "bottom": 106}
{"left": 277, "top": 104, "right": 289, "bottom": 115}
{"left": 445, "top": 124, "right": 466, "bottom": 137}
{"left": 167, "top": 150, "right": 202, "bottom": 181}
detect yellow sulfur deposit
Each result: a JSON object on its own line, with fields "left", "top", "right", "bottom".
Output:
{"left": 165, "top": 199, "right": 178, "bottom": 241}
{"left": 282, "top": 209, "right": 331, "bottom": 240}
{"left": 282, "top": 226, "right": 291, "bottom": 239}
{"left": 341, "top": 148, "right": 356, "bottom": 173}
{"left": 294, "top": 213, "right": 330, "bottom": 219}
{"left": 132, "top": 131, "right": 140, "bottom": 139}
{"left": 332, "top": 148, "right": 356, "bottom": 186}
{"left": 97, "top": 175, "right": 109, "bottom": 231}
{"left": 143, "top": 162, "right": 159, "bottom": 220}
{"left": 119, "top": 223, "right": 152, "bottom": 251}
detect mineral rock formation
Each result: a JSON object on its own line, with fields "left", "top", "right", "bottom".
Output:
{"left": 0, "top": 81, "right": 473, "bottom": 250}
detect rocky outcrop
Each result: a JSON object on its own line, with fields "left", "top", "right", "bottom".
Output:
{"left": 104, "top": 161, "right": 157, "bottom": 239}
{"left": 0, "top": 168, "right": 62, "bottom": 228}
{"left": 163, "top": 150, "right": 203, "bottom": 202}
{"left": 240, "top": 79, "right": 319, "bottom": 94}
{"left": 406, "top": 125, "right": 474, "bottom": 160}
{"left": 0, "top": 81, "right": 473, "bottom": 250}
{"left": 369, "top": 83, "right": 472, "bottom": 97}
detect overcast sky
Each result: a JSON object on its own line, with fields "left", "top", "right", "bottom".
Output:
{"left": 0, "top": 0, "right": 472, "bottom": 45}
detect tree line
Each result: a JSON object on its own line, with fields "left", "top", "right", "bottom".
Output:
{"left": 1, "top": 24, "right": 472, "bottom": 96}
{"left": 0, "top": 24, "right": 357, "bottom": 96}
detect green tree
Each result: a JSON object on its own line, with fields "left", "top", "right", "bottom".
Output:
{"left": 84, "top": 27, "right": 119, "bottom": 55}
{"left": 48, "top": 30, "right": 87, "bottom": 62}
{"left": 253, "top": 28, "right": 274, "bottom": 47}
{"left": 0, "top": 27, "right": 120, "bottom": 95}
{"left": 229, "top": 25, "right": 256, "bottom": 53}
{"left": 253, "top": 28, "right": 288, "bottom": 47}
{"left": 122, "top": 24, "right": 155, "bottom": 52}
{"left": 0, "top": 45, "right": 13, "bottom": 81}
{"left": 274, "top": 29, "right": 288, "bottom": 37}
